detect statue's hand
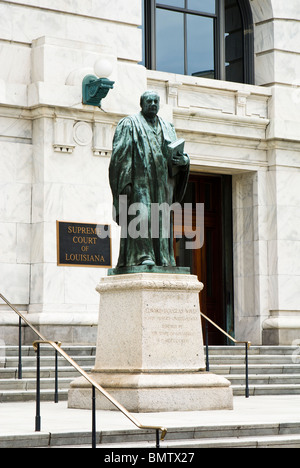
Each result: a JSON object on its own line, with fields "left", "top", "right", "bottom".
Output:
{"left": 172, "top": 152, "right": 189, "bottom": 167}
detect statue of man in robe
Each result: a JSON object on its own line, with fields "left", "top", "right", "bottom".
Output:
{"left": 109, "top": 90, "right": 190, "bottom": 268}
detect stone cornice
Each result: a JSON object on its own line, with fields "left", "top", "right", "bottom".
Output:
{"left": 96, "top": 274, "right": 204, "bottom": 294}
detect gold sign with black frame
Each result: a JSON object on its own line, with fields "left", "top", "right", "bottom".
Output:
{"left": 56, "top": 221, "right": 112, "bottom": 268}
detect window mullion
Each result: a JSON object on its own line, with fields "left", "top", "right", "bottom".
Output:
{"left": 184, "top": 9, "right": 188, "bottom": 75}
{"left": 145, "top": 0, "right": 156, "bottom": 70}
{"left": 217, "top": 0, "right": 226, "bottom": 80}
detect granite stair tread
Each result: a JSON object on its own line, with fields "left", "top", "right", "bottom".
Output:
{"left": 1, "top": 345, "right": 300, "bottom": 401}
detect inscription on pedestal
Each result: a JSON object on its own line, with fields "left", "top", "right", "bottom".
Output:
{"left": 145, "top": 307, "right": 200, "bottom": 345}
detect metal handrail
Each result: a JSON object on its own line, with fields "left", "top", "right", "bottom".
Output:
{"left": 0, "top": 294, "right": 47, "bottom": 341}
{"left": 200, "top": 311, "right": 251, "bottom": 398}
{"left": 0, "top": 294, "right": 167, "bottom": 447}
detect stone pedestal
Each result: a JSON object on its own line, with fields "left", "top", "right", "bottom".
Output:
{"left": 68, "top": 273, "right": 233, "bottom": 412}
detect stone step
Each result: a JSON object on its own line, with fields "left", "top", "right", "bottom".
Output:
{"left": 2, "top": 421, "right": 300, "bottom": 448}
{"left": 0, "top": 345, "right": 96, "bottom": 357}
{"left": 0, "top": 366, "right": 91, "bottom": 380}
{"left": 96, "top": 434, "right": 300, "bottom": 449}
{"left": 0, "top": 388, "right": 69, "bottom": 403}
{"left": 209, "top": 354, "right": 299, "bottom": 364}
{"left": 211, "top": 364, "right": 300, "bottom": 375}
{"left": 0, "top": 377, "right": 72, "bottom": 391}
{"left": 207, "top": 346, "right": 299, "bottom": 356}
{"left": 233, "top": 384, "right": 300, "bottom": 396}
{"left": 225, "top": 374, "right": 300, "bottom": 385}
{"left": 2, "top": 355, "right": 95, "bottom": 367}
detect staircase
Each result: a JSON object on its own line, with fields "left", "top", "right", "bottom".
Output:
{"left": 1, "top": 345, "right": 300, "bottom": 402}
{"left": 1, "top": 344, "right": 300, "bottom": 448}
{"left": 0, "top": 345, "right": 96, "bottom": 402}
{"left": 208, "top": 345, "right": 300, "bottom": 396}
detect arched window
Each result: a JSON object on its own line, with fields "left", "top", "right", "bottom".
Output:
{"left": 141, "top": 0, "right": 254, "bottom": 85}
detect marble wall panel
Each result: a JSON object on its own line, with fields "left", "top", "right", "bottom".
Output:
{"left": 0, "top": 223, "right": 17, "bottom": 263}
{"left": 276, "top": 241, "right": 300, "bottom": 276}
{"left": 0, "top": 142, "right": 32, "bottom": 184}
{"left": 30, "top": 222, "right": 44, "bottom": 264}
{"left": 246, "top": 96, "right": 269, "bottom": 119}
{"left": 269, "top": 147, "right": 300, "bottom": 170}
{"left": 251, "top": 0, "right": 300, "bottom": 23}
{"left": 5, "top": 83, "right": 28, "bottom": 108}
{"left": 32, "top": 182, "right": 112, "bottom": 224}
{"left": 254, "top": 240, "right": 269, "bottom": 277}
{"left": 0, "top": 3, "right": 141, "bottom": 63}
{"left": 254, "top": 21, "right": 274, "bottom": 55}
{"left": 273, "top": 20, "right": 300, "bottom": 54}
{"left": 64, "top": 267, "right": 105, "bottom": 306}
{"left": 255, "top": 52, "right": 274, "bottom": 86}
{"left": 31, "top": 37, "right": 116, "bottom": 85}
{"left": 256, "top": 49, "right": 300, "bottom": 88}
{"left": 269, "top": 0, "right": 300, "bottom": 21}
{"left": 30, "top": 263, "right": 64, "bottom": 305}
{"left": 0, "top": 264, "right": 30, "bottom": 304}
{"left": 178, "top": 88, "right": 235, "bottom": 114}
{"left": 232, "top": 169, "right": 271, "bottom": 343}
{"left": 0, "top": 42, "right": 31, "bottom": 85}
{"left": 268, "top": 87, "right": 300, "bottom": 142}
{"left": 276, "top": 206, "right": 300, "bottom": 242}
{"left": 60, "top": 184, "right": 107, "bottom": 223}
{"left": 233, "top": 241, "right": 254, "bottom": 278}
{"left": 28, "top": 82, "right": 81, "bottom": 109}
{"left": 0, "top": 183, "right": 31, "bottom": 224}
{"left": 274, "top": 171, "right": 300, "bottom": 207}
{"left": 276, "top": 275, "right": 300, "bottom": 311}
{"left": 31, "top": 183, "right": 45, "bottom": 224}
{"left": 16, "top": 223, "right": 31, "bottom": 264}
{"left": 0, "top": 116, "right": 32, "bottom": 143}
{"left": 0, "top": 147, "right": 15, "bottom": 183}
{"left": 45, "top": 135, "right": 111, "bottom": 186}
{"left": 6, "top": 0, "right": 141, "bottom": 26}
{"left": 273, "top": 50, "right": 300, "bottom": 87}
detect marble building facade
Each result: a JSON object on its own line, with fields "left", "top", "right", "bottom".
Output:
{"left": 0, "top": 0, "right": 299, "bottom": 346}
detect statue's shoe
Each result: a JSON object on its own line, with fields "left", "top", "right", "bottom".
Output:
{"left": 141, "top": 259, "right": 155, "bottom": 266}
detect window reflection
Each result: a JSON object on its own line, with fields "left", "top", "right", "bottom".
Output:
{"left": 225, "top": 0, "right": 244, "bottom": 82}
{"left": 187, "top": 15, "right": 215, "bottom": 78}
{"left": 156, "top": 9, "right": 185, "bottom": 74}
{"left": 156, "top": 4, "right": 215, "bottom": 77}
{"left": 188, "top": 0, "right": 216, "bottom": 14}
{"left": 157, "top": 0, "right": 185, "bottom": 7}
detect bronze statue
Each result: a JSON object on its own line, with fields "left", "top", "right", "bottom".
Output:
{"left": 109, "top": 90, "right": 190, "bottom": 268}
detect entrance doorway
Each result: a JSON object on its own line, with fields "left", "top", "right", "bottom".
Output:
{"left": 175, "top": 173, "right": 234, "bottom": 345}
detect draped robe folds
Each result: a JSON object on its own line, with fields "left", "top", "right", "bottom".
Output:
{"left": 109, "top": 112, "right": 190, "bottom": 268}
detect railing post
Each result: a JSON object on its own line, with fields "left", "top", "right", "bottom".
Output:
{"left": 156, "top": 429, "right": 160, "bottom": 449}
{"left": 245, "top": 342, "right": 249, "bottom": 398}
{"left": 54, "top": 349, "right": 59, "bottom": 403}
{"left": 205, "top": 321, "right": 210, "bottom": 372}
{"left": 35, "top": 342, "right": 41, "bottom": 432}
{"left": 92, "top": 385, "right": 96, "bottom": 449}
{"left": 18, "top": 316, "right": 22, "bottom": 380}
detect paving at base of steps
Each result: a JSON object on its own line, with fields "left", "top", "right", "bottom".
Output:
{"left": 1, "top": 395, "right": 300, "bottom": 438}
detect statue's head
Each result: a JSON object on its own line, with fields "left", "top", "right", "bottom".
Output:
{"left": 140, "top": 91, "right": 160, "bottom": 120}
